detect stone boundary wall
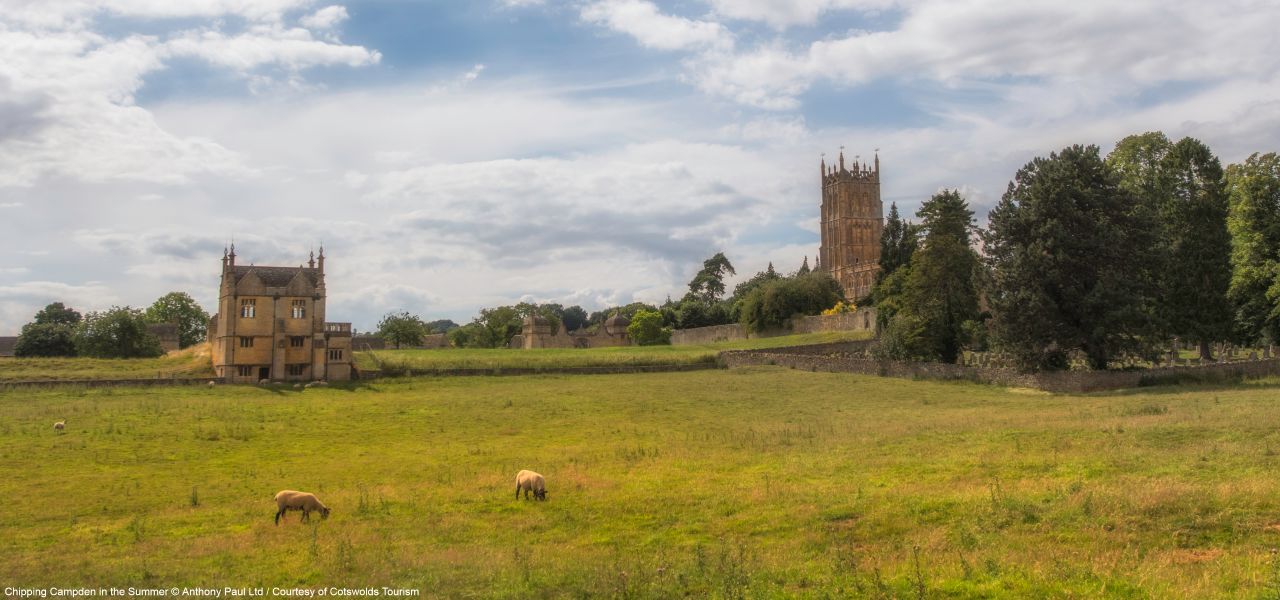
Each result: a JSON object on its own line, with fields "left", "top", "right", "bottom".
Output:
{"left": 369, "top": 363, "right": 720, "bottom": 379}
{"left": 0, "top": 377, "right": 226, "bottom": 391}
{"left": 671, "top": 308, "right": 877, "bottom": 346}
{"left": 720, "top": 349, "right": 1280, "bottom": 393}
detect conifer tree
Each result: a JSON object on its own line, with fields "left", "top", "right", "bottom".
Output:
{"left": 985, "top": 145, "right": 1158, "bottom": 371}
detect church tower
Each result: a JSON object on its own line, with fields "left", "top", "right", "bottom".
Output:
{"left": 819, "top": 149, "right": 883, "bottom": 300}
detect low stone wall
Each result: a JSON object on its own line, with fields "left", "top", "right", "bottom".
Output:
{"left": 352, "top": 333, "right": 449, "bottom": 351}
{"left": 721, "top": 348, "right": 1280, "bottom": 393}
{"left": 372, "top": 363, "right": 720, "bottom": 378}
{"left": 671, "top": 324, "right": 748, "bottom": 345}
{"left": 671, "top": 308, "right": 878, "bottom": 346}
{"left": 0, "top": 377, "right": 226, "bottom": 390}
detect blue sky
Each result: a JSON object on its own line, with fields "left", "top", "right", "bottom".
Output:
{"left": 0, "top": 0, "right": 1277, "bottom": 334}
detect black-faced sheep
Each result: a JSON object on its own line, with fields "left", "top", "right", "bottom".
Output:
{"left": 515, "top": 470, "right": 547, "bottom": 501}
{"left": 53, "top": 420, "right": 65, "bottom": 433}
{"left": 273, "top": 490, "right": 331, "bottom": 524}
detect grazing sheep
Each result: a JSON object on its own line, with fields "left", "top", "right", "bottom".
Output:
{"left": 207, "top": 381, "right": 216, "bottom": 387}
{"left": 53, "top": 420, "right": 66, "bottom": 433}
{"left": 273, "top": 490, "right": 330, "bottom": 525}
{"left": 515, "top": 470, "right": 547, "bottom": 501}
{"left": 259, "top": 379, "right": 270, "bottom": 385}
{"left": 293, "top": 383, "right": 302, "bottom": 390}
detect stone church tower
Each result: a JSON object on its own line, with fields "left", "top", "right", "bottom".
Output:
{"left": 819, "top": 149, "right": 883, "bottom": 300}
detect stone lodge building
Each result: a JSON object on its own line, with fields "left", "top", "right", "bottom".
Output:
{"left": 819, "top": 149, "right": 883, "bottom": 300}
{"left": 209, "top": 246, "right": 351, "bottom": 382}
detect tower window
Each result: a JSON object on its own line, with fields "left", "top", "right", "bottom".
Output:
{"left": 240, "top": 299, "right": 256, "bottom": 318}
{"left": 328, "top": 349, "right": 344, "bottom": 361}
{"left": 290, "top": 336, "right": 305, "bottom": 348}
{"left": 239, "top": 337, "right": 254, "bottom": 348}
{"left": 237, "top": 366, "right": 253, "bottom": 377}
{"left": 291, "top": 300, "right": 306, "bottom": 319}
{"left": 286, "top": 364, "right": 306, "bottom": 376}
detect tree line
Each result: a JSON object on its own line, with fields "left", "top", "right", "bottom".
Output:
{"left": 12, "top": 292, "right": 210, "bottom": 358}
{"left": 873, "top": 132, "right": 1280, "bottom": 372}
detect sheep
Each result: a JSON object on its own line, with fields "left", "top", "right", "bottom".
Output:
{"left": 259, "top": 379, "right": 270, "bottom": 385}
{"left": 515, "top": 470, "right": 547, "bottom": 501}
{"left": 207, "top": 381, "right": 216, "bottom": 387}
{"left": 53, "top": 420, "right": 66, "bottom": 433}
{"left": 273, "top": 490, "right": 330, "bottom": 525}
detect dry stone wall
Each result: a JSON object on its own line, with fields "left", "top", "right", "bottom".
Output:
{"left": 720, "top": 348, "right": 1280, "bottom": 393}
{"left": 671, "top": 308, "right": 876, "bottom": 346}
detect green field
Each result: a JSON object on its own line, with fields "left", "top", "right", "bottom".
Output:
{"left": 358, "top": 330, "right": 873, "bottom": 372}
{"left": 4, "top": 369, "right": 1280, "bottom": 597}
{"left": 0, "top": 346, "right": 215, "bottom": 381}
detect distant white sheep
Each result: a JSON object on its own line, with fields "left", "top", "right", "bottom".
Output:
{"left": 207, "top": 381, "right": 216, "bottom": 387}
{"left": 273, "top": 490, "right": 330, "bottom": 524}
{"left": 515, "top": 470, "right": 547, "bottom": 501}
{"left": 53, "top": 420, "right": 65, "bottom": 433}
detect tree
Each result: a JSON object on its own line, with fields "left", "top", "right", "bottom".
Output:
{"left": 1160, "top": 138, "right": 1233, "bottom": 358}
{"left": 877, "top": 202, "right": 919, "bottom": 283}
{"left": 561, "top": 306, "right": 589, "bottom": 332}
{"left": 627, "top": 309, "right": 671, "bottom": 345}
{"left": 1226, "top": 153, "right": 1280, "bottom": 345}
{"left": 425, "top": 319, "right": 460, "bottom": 333}
{"left": 687, "top": 252, "right": 736, "bottom": 302}
{"left": 732, "top": 262, "right": 782, "bottom": 301}
{"left": 885, "top": 190, "right": 981, "bottom": 363}
{"left": 1108, "top": 134, "right": 1233, "bottom": 360}
{"left": 15, "top": 302, "right": 81, "bottom": 357}
{"left": 75, "top": 306, "right": 164, "bottom": 358}
{"left": 377, "top": 311, "right": 429, "bottom": 349}
{"left": 984, "top": 145, "right": 1158, "bottom": 371}
{"left": 738, "top": 271, "right": 843, "bottom": 333}
{"left": 795, "top": 256, "right": 810, "bottom": 276}
{"left": 144, "top": 292, "right": 210, "bottom": 348}
{"left": 33, "top": 302, "right": 81, "bottom": 326}
{"left": 15, "top": 323, "right": 78, "bottom": 357}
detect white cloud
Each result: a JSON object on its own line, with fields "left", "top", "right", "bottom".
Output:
{"left": 300, "top": 5, "right": 350, "bottom": 31}
{"left": 580, "top": 0, "right": 733, "bottom": 51}
{"left": 708, "top": 0, "right": 900, "bottom": 29}
{"left": 0, "top": 202, "right": 23, "bottom": 208}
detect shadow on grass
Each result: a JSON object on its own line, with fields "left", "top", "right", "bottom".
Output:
{"left": 1083, "top": 375, "right": 1280, "bottom": 397}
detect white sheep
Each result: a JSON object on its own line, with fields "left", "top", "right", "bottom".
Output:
{"left": 207, "top": 381, "right": 216, "bottom": 387}
{"left": 53, "top": 420, "right": 66, "bottom": 433}
{"left": 515, "top": 470, "right": 547, "bottom": 501}
{"left": 259, "top": 379, "right": 270, "bottom": 385}
{"left": 273, "top": 490, "right": 330, "bottom": 525}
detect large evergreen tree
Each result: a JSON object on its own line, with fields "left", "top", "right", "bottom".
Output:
{"left": 1108, "top": 134, "right": 1232, "bottom": 359}
{"left": 1161, "top": 138, "right": 1233, "bottom": 358}
{"left": 883, "top": 190, "right": 981, "bottom": 363}
{"left": 984, "top": 145, "right": 1158, "bottom": 371}
{"left": 1226, "top": 152, "right": 1280, "bottom": 344}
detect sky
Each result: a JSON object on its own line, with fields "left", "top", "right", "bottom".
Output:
{"left": 0, "top": 0, "right": 1277, "bottom": 334}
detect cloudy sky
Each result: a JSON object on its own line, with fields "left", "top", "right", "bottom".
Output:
{"left": 0, "top": 0, "right": 1277, "bottom": 334}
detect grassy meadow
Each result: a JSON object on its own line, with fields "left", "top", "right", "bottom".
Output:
{"left": 357, "top": 330, "right": 873, "bottom": 372}
{"left": 4, "top": 369, "right": 1280, "bottom": 597}
{"left": 0, "top": 345, "right": 215, "bottom": 381}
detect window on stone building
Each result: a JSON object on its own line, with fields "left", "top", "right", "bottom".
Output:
{"left": 291, "top": 300, "right": 306, "bottom": 319}
{"left": 290, "top": 336, "right": 305, "bottom": 348}
{"left": 237, "top": 365, "right": 253, "bottom": 377}
{"left": 286, "top": 364, "right": 305, "bottom": 376}
{"left": 239, "top": 337, "right": 253, "bottom": 348}
{"left": 328, "top": 348, "right": 343, "bottom": 361}
{"left": 240, "top": 299, "right": 256, "bottom": 318}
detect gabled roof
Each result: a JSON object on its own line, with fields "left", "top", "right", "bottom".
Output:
{"left": 0, "top": 336, "right": 16, "bottom": 357}
{"left": 231, "top": 265, "right": 320, "bottom": 288}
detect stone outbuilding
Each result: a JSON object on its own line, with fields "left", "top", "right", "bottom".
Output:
{"left": 519, "top": 313, "right": 631, "bottom": 349}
